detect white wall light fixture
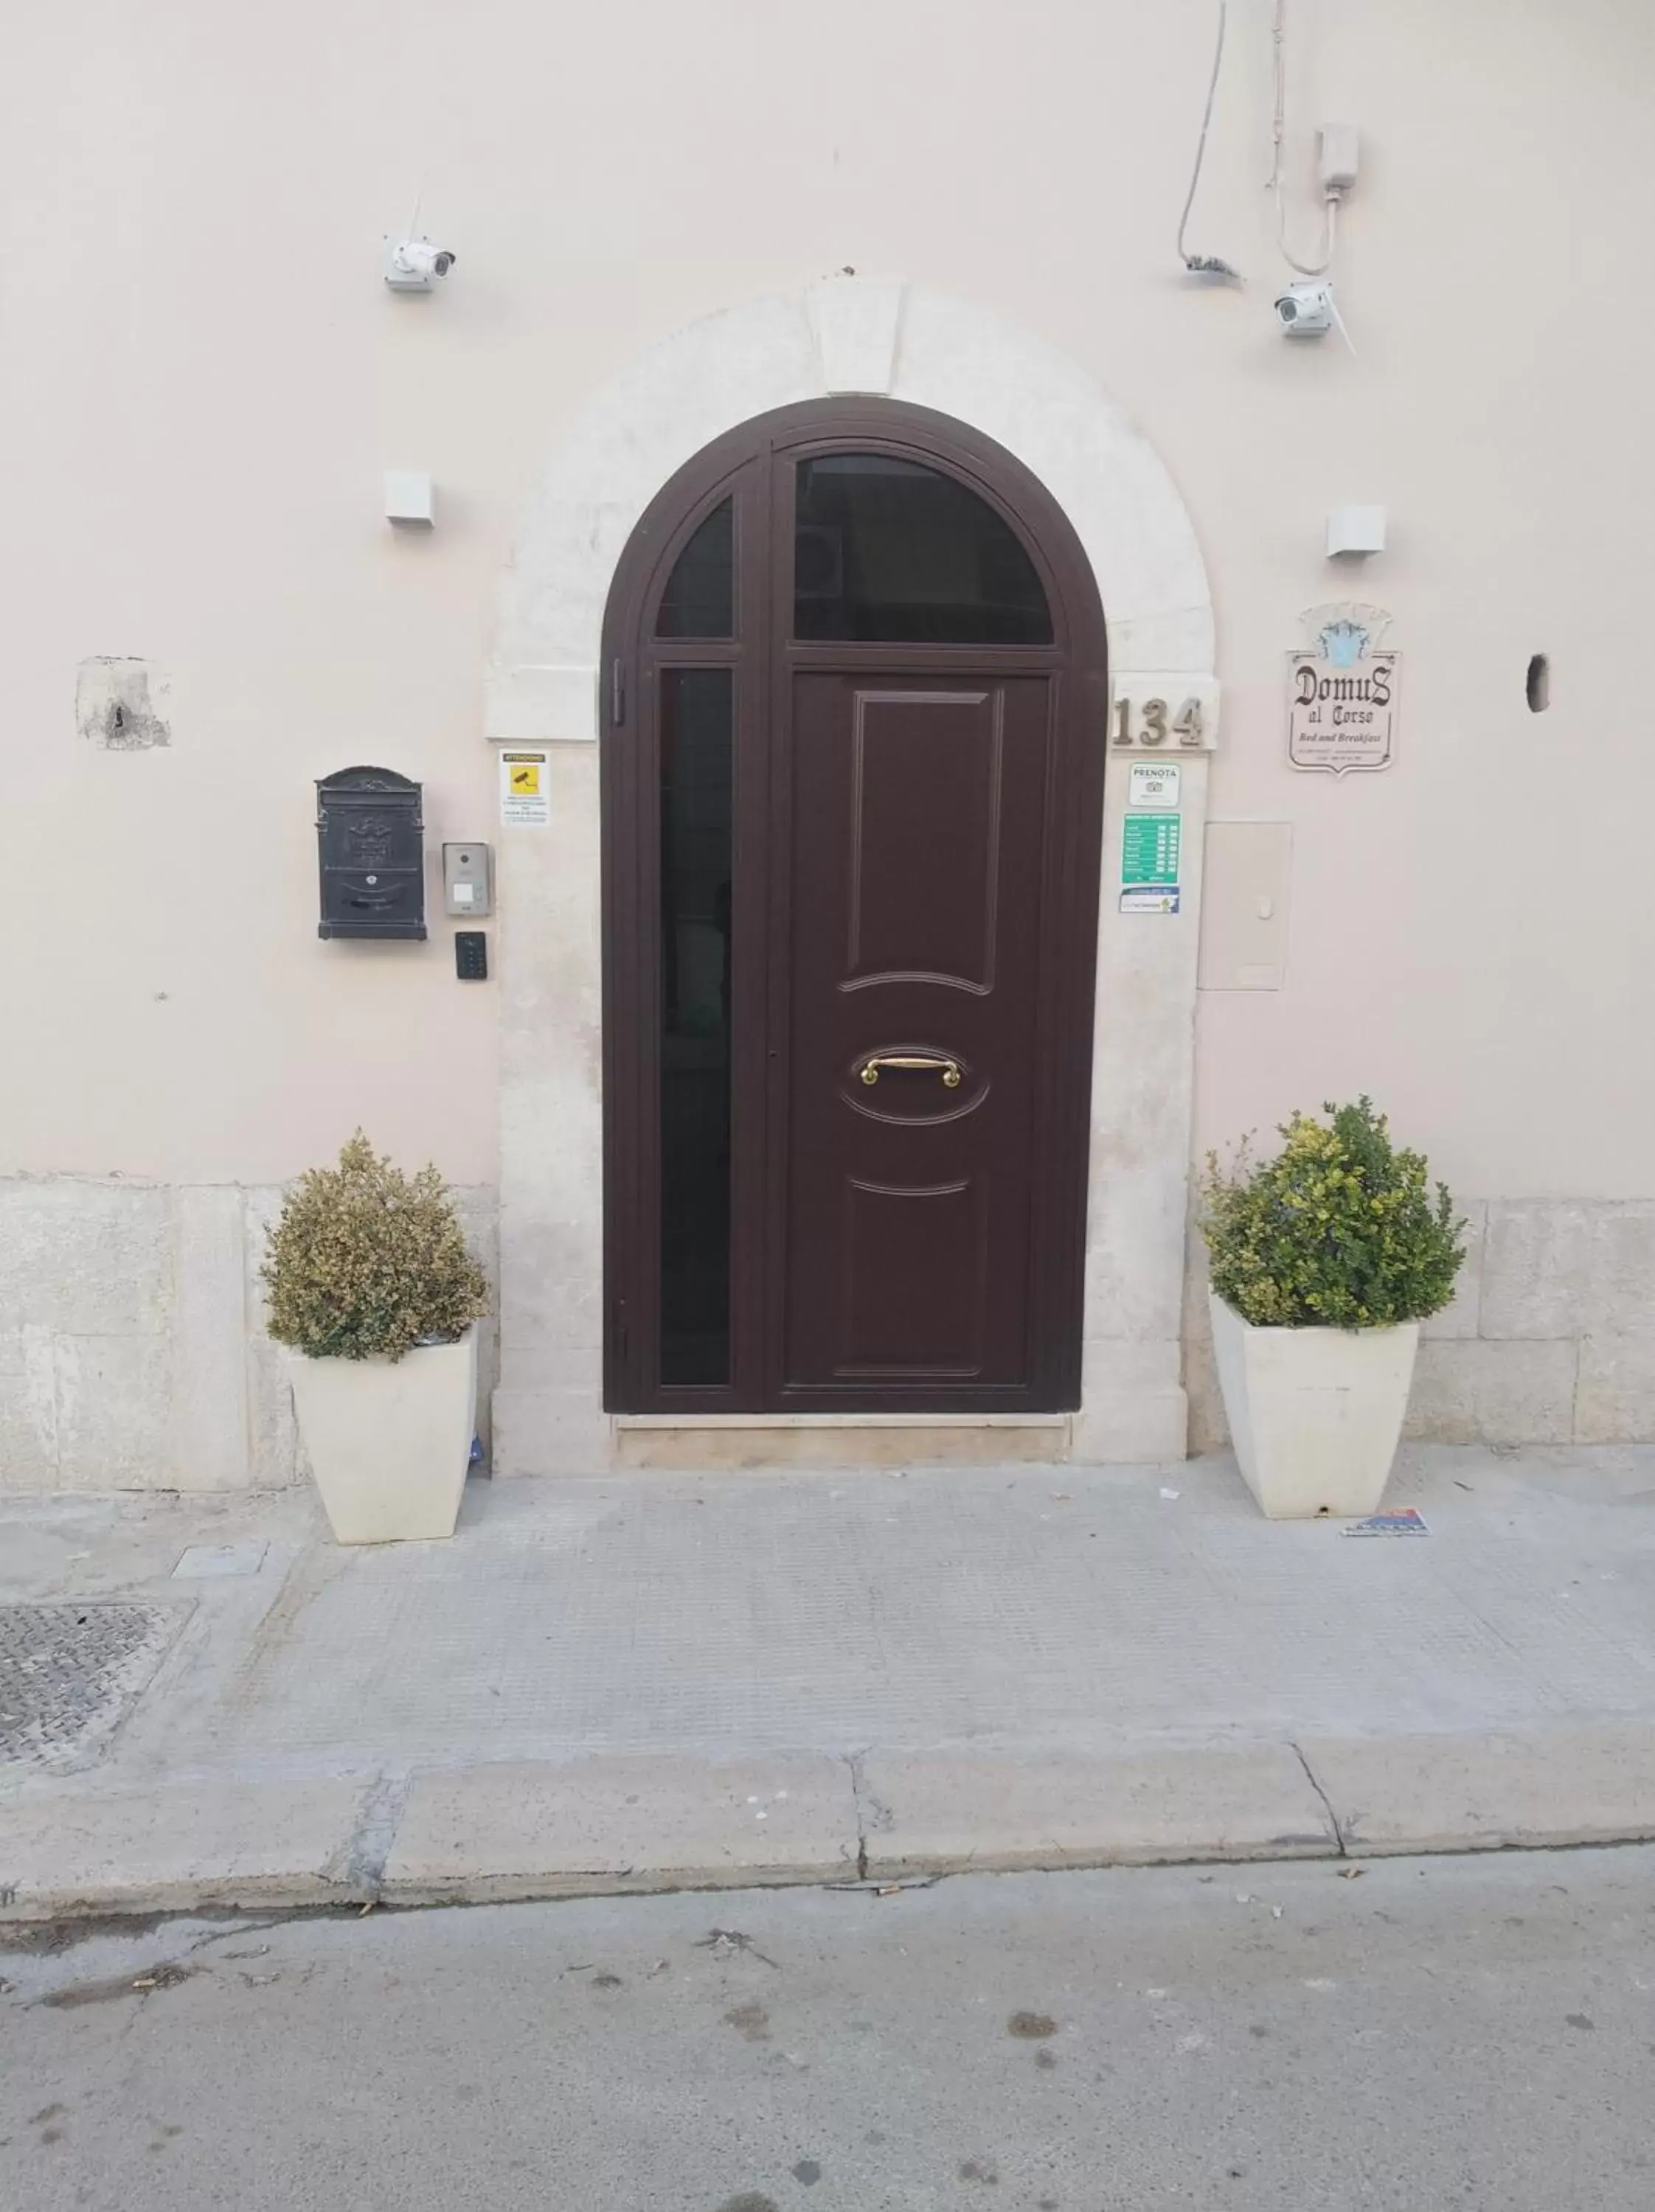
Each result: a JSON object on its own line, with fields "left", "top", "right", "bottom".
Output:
{"left": 1326, "top": 504, "right": 1385, "bottom": 557}
{"left": 385, "top": 470, "right": 435, "bottom": 526}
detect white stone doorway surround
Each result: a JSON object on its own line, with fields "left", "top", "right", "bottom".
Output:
{"left": 487, "top": 280, "right": 1215, "bottom": 1473}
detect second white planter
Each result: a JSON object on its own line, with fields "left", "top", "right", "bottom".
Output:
{"left": 1209, "top": 1293, "right": 1418, "bottom": 1521}
{"left": 288, "top": 1326, "right": 478, "bottom": 1544}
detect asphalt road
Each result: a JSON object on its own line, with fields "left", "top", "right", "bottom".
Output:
{"left": 3, "top": 1847, "right": 1653, "bottom": 2211}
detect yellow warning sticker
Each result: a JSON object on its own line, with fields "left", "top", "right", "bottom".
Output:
{"left": 499, "top": 749, "right": 550, "bottom": 828}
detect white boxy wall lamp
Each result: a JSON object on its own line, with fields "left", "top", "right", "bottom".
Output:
{"left": 385, "top": 470, "right": 435, "bottom": 526}
{"left": 1327, "top": 504, "right": 1386, "bottom": 557}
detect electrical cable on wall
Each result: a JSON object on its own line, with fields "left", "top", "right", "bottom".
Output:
{"left": 1271, "top": 0, "right": 1336, "bottom": 276}
{"left": 1176, "top": 0, "right": 1241, "bottom": 279}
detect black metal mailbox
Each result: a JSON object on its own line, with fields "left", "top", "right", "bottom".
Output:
{"left": 315, "top": 766, "right": 427, "bottom": 941}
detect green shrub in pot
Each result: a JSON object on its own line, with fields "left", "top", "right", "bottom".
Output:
{"left": 264, "top": 1134, "right": 488, "bottom": 1544}
{"left": 1202, "top": 1096, "right": 1465, "bottom": 1329}
{"left": 263, "top": 1131, "right": 488, "bottom": 1363}
{"left": 1201, "top": 1099, "right": 1467, "bottom": 1520}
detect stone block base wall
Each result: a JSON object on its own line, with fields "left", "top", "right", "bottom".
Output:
{"left": 0, "top": 1178, "right": 498, "bottom": 1494}
{"left": 1186, "top": 1200, "right": 1655, "bottom": 1452}
{"left": 4, "top": 1179, "right": 1651, "bottom": 1490}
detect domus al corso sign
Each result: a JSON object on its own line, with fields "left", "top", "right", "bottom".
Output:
{"left": 1288, "top": 603, "right": 1401, "bottom": 776}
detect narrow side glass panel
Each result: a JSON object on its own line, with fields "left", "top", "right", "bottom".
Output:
{"left": 656, "top": 498, "right": 735, "bottom": 639}
{"left": 658, "top": 667, "right": 734, "bottom": 1385}
{"left": 794, "top": 453, "right": 1053, "bottom": 644}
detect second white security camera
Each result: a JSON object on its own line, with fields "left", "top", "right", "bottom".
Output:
{"left": 1274, "top": 279, "right": 1336, "bottom": 337}
{"left": 385, "top": 237, "right": 457, "bottom": 291}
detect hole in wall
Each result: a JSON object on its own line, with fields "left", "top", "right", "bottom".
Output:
{"left": 1526, "top": 653, "right": 1550, "bottom": 713}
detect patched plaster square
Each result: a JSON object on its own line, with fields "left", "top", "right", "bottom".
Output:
{"left": 806, "top": 278, "right": 904, "bottom": 395}
{"left": 75, "top": 658, "right": 171, "bottom": 750}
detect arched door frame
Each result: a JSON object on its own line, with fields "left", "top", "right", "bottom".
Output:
{"left": 488, "top": 279, "right": 1215, "bottom": 1472}
{"left": 600, "top": 397, "right": 1111, "bottom": 1415}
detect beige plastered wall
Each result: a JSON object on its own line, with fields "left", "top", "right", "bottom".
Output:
{"left": 1, "top": 0, "right": 1652, "bottom": 1486}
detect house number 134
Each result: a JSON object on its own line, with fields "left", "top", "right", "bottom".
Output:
{"left": 1114, "top": 695, "right": 1206, "bottom": 747}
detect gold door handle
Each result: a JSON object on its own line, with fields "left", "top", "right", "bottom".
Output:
{"left": 859, "top": 1054, "right": 962, "bottom": 1088}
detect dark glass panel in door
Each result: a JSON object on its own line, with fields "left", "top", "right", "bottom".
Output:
{"left": 656, "top": 498, "right": 735, "bottom": 638}
{"left": 794, "top": 454, "right": 1052, "bottom": 644}
{"left": 658, "top": 668, "right": 734, "bottom": 1383}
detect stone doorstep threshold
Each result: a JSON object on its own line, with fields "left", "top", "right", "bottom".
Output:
{"left": 611, "top": 1413, "right": 1074, "bottom": 1468}
{"left": 8, "top": 1728, "right": 1655, "bottom": 1921}
{"left": 614, "top": 1413, "right": 1071, "bottom": 1430}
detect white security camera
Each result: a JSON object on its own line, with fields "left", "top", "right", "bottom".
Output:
{"left": 1274, "top": 279, "right": 1336, "bottom": 337}
{"left": 384, "top": 237, "right": 457, "bottom": 291}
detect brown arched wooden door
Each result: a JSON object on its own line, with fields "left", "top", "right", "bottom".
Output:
{"left": 601, "top": 400, "right": 1108, "bottom": 1414}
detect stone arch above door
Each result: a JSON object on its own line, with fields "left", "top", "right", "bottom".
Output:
{"left": 489, "top": 280, "right": 1215, "bottom": 1474}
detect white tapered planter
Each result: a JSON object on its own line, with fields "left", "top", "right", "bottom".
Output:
{"left": 288, "top": 1326, "right": 477, "bottom": 1544}
{"left": 1210, "top": 1293, "right": 1418, "bottom": 1521}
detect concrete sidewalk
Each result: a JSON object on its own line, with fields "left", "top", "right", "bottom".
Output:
{"left": 5, "top": 1445, "right": 1655, "bottom": 1918}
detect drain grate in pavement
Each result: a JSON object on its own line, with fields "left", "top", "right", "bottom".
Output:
{"left": 0, "top": 1604, "right": 185, "bottom": 1772}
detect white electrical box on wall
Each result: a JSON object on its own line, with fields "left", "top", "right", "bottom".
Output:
{"left": 1318, "top": 122, "right": 1361, "bottom": 195}
{"left": 1198, "top": 822, "right": 1293, "bottom": 991}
